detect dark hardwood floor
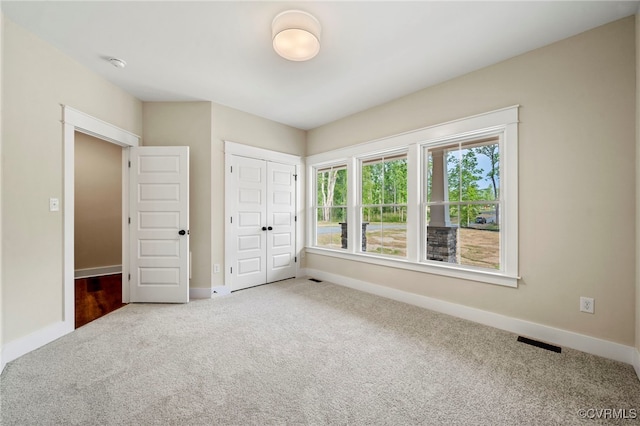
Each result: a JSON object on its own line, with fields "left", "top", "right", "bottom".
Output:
{"left": 75, "top": 274, "right": 126, "bottom": 328}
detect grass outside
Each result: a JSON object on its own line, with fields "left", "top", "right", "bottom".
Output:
{"left": 316, "top": 230, "right": 342, "bottom": 248}
{"left": 457, "top": 228, "right": 500, "bottom": 269}
{"left": 316, "top": 222, "right": 499, "bottom": 269}
{"left": 365, "top": 227, "right": 407, "bottom": 256}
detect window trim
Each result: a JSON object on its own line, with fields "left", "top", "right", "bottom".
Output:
{"left": 306, "top": 106, "right": 519, "bottom": 288}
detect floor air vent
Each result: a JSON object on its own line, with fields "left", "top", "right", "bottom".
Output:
{"left": 517, "top": 336, "right": 561, "bottom": 353}
{"left": 308, "top": 278, "right": 322, "bottom": 283}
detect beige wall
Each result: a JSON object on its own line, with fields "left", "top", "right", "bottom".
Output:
{"left": 74, "top": 132, "right": 122, "bottom": 270}
{"left": 1, "top": 17, "right": 142, "bottom": 344}
{"left": 211, "top": 103, "right": 306, "bottom": 286}
{"left": 307, "top": 17, "right": 636, "bottom": 346}
{"left": 142, "top": 102, "right": 213, "bottom": 289}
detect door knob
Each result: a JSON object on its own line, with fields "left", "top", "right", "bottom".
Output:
{"left": 267, "top": 226, "right": 273, "bottom": 231}
{"left": 262, "top": 226, "right": 267, "bottom": 231}
{"left": 178, "top": 230, "right": 187, "bottom": 235}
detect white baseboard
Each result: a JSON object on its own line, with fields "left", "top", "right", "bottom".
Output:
{"left": 633, "top": 348, "right": 640, "bottom": 381}
{"left": 75, "top": 265, "right": 122, "bottom": 279}
{"left": 189, "top": 287, "right": 213, "bottom": 299}
{"left": 2, "top": 321, "right": 73, "bottom": 368}
{"left": 1, "top": 348, "right": 5, "bottom": 375}
{"left": 306, "top": 268, "right": 636, "bottom": 366}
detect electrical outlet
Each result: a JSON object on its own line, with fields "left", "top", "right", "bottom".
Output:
{"left": 214, "top": 264, "right": 220, "bottom": 273}
{"left": 580, "top": 297, "right": 594, "bottom": 314}
{"left": 49, "top": 198, "right": 59, "bottom": 212}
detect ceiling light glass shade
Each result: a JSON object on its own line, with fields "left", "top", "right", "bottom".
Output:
{"left": 272, "top": 10, "right": 321, "bottom": 61}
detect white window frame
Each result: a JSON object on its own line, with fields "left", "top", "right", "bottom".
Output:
{"left": 306, "top": 106, "right": 519, "bottom": 287}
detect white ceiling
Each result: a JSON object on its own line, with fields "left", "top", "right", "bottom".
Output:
{"left": 2, "top": 1, "right": 638, "bottom": 130}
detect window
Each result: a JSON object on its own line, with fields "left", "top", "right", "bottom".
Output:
{"left": 314, "top": 165, "right": 347, "bottom": 250}
{"left": 307, "top": 106, "right": 518, "bottom": 287}
{"left": 424, "top": 137, "right": 501, "bottom": 270}
{"left": 360, "top": 153, "right": 408, "bottom": 257}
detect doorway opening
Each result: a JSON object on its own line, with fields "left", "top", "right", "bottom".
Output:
{"left": 63, "top": 106, "right": 140, "bottom": 333}
{"left": 74, "top": 132, "right": 126, "bottom": 327}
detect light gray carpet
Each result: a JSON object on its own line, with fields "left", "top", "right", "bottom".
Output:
{"left": 1, "top": 278, "right": 639, "bottom": 425}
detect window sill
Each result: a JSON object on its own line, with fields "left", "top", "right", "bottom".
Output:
{"left": 304, "top": 247, "right": 519, "bottom": 288}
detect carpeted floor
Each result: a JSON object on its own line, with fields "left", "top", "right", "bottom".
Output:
{"left": 1, "top": 277, "right": 639, "bottom": 425}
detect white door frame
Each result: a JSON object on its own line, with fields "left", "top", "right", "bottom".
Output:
{"left": 221, "top": 141, "right": 304, "bottom": 294}
{"left": 62, "top": 106, "right": 140, "bottom": 330}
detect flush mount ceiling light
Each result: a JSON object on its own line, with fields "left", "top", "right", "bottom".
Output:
{"left": 272, "top": 10, "right": 321, "bottom": 61}
{"left": 108, "top": 57, "right": 127, "bottom": 69}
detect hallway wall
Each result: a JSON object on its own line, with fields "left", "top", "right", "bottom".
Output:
{"left": 74, "top": 133, "right": 122, "bottom": 271}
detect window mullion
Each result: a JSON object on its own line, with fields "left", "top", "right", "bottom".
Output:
{"left": 406, "top": 143, "right": 420, "bottom": 262}
{"left": 347, "top": 157, "right": 358, "bottom": 254}
{"left": 308, "top": 164, "right": 317, "bottom": 248}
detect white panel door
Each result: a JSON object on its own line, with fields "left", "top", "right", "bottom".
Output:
{"left": 229, "top": 156, "right": 268, "bottom": 291}
{"left": 266, "top": 161, "right": 297, "bottom": 283}
{"left": 228, "top": 156, "right": 296, "bottom": 291}
{"left": 129, "top": 146, "right": 189, "bottom": 303}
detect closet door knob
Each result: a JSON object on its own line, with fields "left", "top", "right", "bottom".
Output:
{"left": 267, "top": 226, "right": 273, "bottom": 231}
{"left": 262, "top": 226, "right": 267, "bottom": 231}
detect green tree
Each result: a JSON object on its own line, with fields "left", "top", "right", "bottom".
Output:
{"left": 317, "top": 168, "right": 347, "bottom": 222}
{"left": 360, "top": 156, "right": 408, "bottom": 223}
{"left": 475, "top": 143, "right": 500, "bottom": 225}
{"left": 362, "top": 162, "right": 382, "bottom": 221}
{"left": 383, "top": 158, "right": 407, "bottom": 221}
{"left": 448, "top": 149, "right": 483, "bottom": 227}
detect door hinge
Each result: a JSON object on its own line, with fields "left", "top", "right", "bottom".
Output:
{"left": 230, "top": 216, "right": 233, "bottom": 224}
{"left": 128, "top": 217, "right": 131, "bottom": 225}
{"left": 128, "top": 161, "right": 131, "bottom": 168}
{"left": 295, "top": 256, "right": 297, "bottom": 263}
{"left": 128, "top": 274, "right": 131, "bottom": 281}
{"left": 230, "top": 267, "right": 233, "bottom": 274}
{"left": 295, "top": 215, "right": 297, "bottom": 222}
{"left": 293, "top": 174, "right": 298, "bottom": 181}
{"left": 230, "top": 166, "right": 233, "bottom": 173}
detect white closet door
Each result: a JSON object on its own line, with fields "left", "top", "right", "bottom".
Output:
{"left": 227, "top": 155, "right": 297, "bottom": 291}
{"left": 229, "top": 156, "right": 268, "bottom": 291}
{"left": 266, "top": 161, "right": 297, "bottom": 283}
